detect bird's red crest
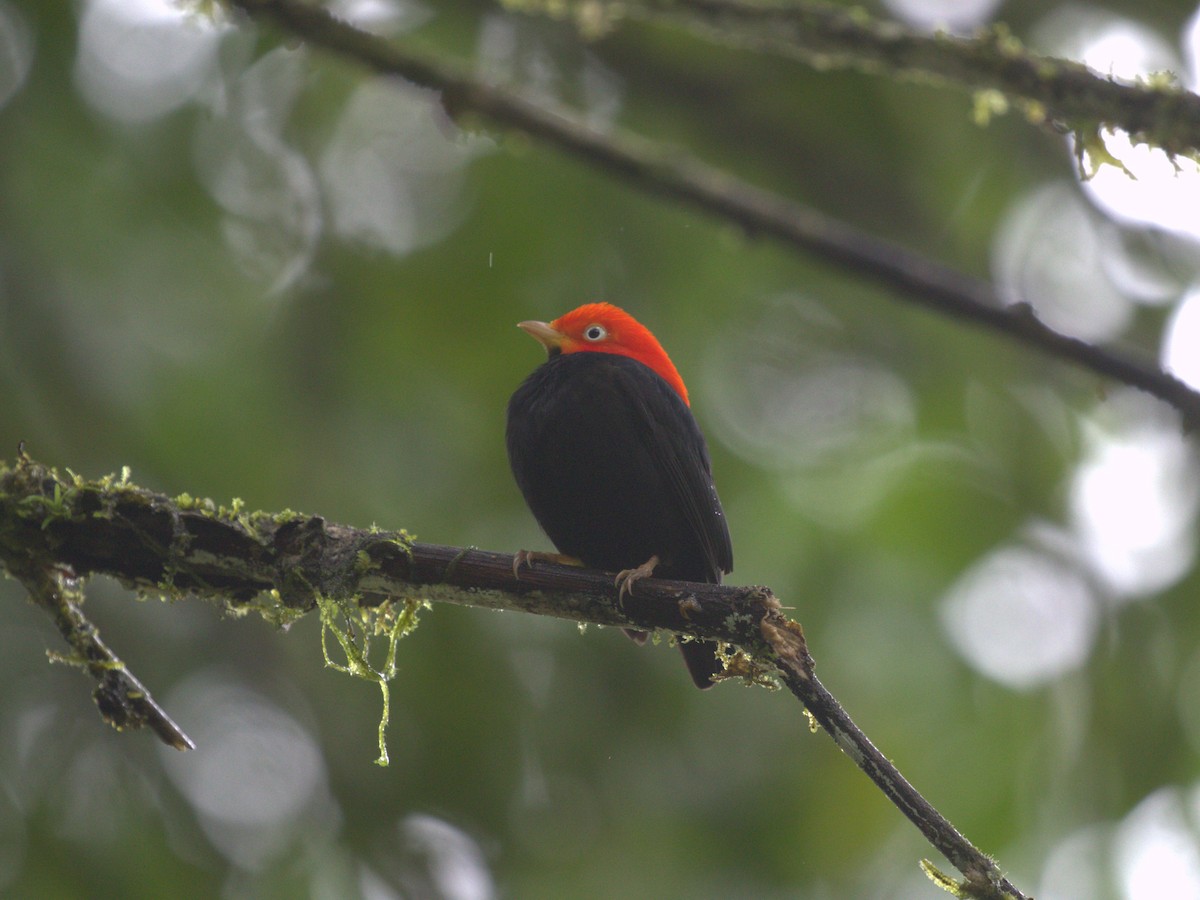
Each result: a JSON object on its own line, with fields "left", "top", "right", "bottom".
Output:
{"left": 547, "top": 303, "right": 690, "bottom": 406}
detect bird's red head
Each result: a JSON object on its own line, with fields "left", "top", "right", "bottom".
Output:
{"left": 518, "top": 303, "right": 690, "bottom": 406}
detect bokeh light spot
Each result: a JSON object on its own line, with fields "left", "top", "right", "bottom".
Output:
{"left": 1187, "top": 6, "right": 1200, "bottom": 87}
{"left": 1035, "top": 9, "right": 1180, "bottom": 81}
{"left": 193, "top": 47, "right": 322, "bottom": 293}
{"left": 706, "top": 295, "right": 915, "bottom": 473}
{"left": 75, "top": 0, "right": 226, "bottom": 123}
{"left": 992, "top": 182, "right": 1133, "bottom": 342}
{"left": 882, "top": 0, "right": 1002, "bottom": 34}
{"left": 0, "top": 1, "right": 33, "bottom": 110}
{"left": 1035, "top": 8, "right": 1200, "bottom": 242}
{"left": 1041, "top": 786, "right": 1200, "bottom": 898}
{"left": 328, "top": 0, "right": 431, "bottom": 36}
{"left": 396, "top": 816, "right": 494, "bottom": 900}
{"left": 1079, "top": 131, "right": 1200, "bottom": 242}
{"left": 1069, "top": 394, "right": 1199, "bottom": 599}
{"left": 161, "top": 671, "right": 334, "bottom": 870}
{"left": 1162, "top": 286, "right": 1200, "bottom": 389}
{"left": 1117, "top": 789, "right": 1200, "bottom": 900}
{"left": 319, "top": 79, "right": 491, "bottom": 257}
{"left": 1039, "top": 824, "right": 1115, "bottom": 900}
{"left": 940, "top": 534, "right": 1097, "bottom": 690}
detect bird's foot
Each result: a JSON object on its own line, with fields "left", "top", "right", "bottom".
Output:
{"left": 512, "top": 550, "right": 583, "bottom": 579}
{"left": 615, "top": 554, "right": 660, "bottom": 603}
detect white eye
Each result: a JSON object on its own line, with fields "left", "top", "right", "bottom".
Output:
{"left": 583, "top": 324, "right": 607, "bottom": 342}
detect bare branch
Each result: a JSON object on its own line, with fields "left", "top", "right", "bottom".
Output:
{"left": 227, "top": 0, "right": 1200, "bottom": 426}
{"left": 762, "top": 618, "right": 1023, "bottom": 900}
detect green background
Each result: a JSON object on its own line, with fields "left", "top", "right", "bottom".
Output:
{"left": 2, "top": 0, "right": 1200, "bottom": 897}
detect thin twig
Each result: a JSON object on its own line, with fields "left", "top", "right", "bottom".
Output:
{"left": 228, "top": 0, "right": 1200, "bottom": 426}
{"left": 762, "top": 618, "right": 1022, "bottom": 900}
{"left": 8, "top": 559, "right": 195, "bottom": 751}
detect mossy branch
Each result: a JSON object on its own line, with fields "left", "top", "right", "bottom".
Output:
{"left": 618, "top": 0, "right": 1200, "bottom": 158}
{"left": 8, "top": 554, "right": 195, "bottom": 752}
{"left": 226, "top": 0, "right": 1200, "bottom": 429}
{"left": 0, "top": 455, "right": 1026, "bottom": 900}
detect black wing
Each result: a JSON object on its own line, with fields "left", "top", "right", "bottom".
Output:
{"left": 508, "top": 352, "right": 732, "bottom": 582}
{"left": 507, "top": 352, "right": 734, "bottom": 688}
{"left": 610, "top": 358, "right": 733, "bottom": 582}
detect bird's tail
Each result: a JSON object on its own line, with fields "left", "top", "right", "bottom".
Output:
{"left": 678, "top": 639, "right": 722, "bottom": 689}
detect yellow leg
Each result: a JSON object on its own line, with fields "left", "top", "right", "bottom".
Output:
{"left": 512, "top": 550, "right": 584, "bottom": 579}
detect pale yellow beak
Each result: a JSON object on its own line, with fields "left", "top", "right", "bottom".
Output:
{"left": 517, "top": 319, "right": 566, "bottom": 353}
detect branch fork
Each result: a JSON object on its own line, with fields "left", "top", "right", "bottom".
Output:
{"left": 1, "top": 456, "right": 1024, "bottom": 898}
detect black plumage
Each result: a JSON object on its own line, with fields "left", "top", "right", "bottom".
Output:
{"left": 507, "top": 351, "right": 733, "bottom": 687}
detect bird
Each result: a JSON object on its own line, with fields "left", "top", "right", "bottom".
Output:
{"left": 506, "top": 302, "right": 733, "bottom": 688}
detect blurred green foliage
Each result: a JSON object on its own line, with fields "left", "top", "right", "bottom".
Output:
{"left": 4, "top": 0, "right": 1200, "bottom": 897}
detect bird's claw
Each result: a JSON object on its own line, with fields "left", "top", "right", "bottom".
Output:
{"left": 512, "top": 550, "right": 534, "bottom": 579}
{"left": 513, "top": 550, "right": 584, "bottom": 579}
{"left": 615, "top": 554, "right": 660, "bottom": 604}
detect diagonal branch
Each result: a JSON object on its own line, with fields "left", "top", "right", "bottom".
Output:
{"left": 632, "top": 0, "right": 1200, "bottom": 157}
{"left": 761, "top": 618, "right": 1022, "bottom": 900}
{"left": 228, "top": 0, "right": 1200, "bottom": 426}
{"left": 8, "top": 556, "right": 195, "bottom": 751}
{"left": 1, "top": 456, "right": 1025, "bottom": 898}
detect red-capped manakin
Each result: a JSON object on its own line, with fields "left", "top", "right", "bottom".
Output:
{"left": 506, "top": 303, "right": 733, "bottom": 688}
